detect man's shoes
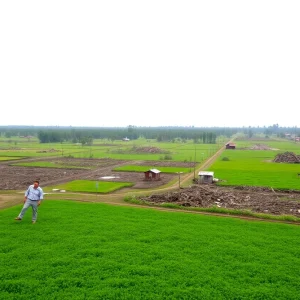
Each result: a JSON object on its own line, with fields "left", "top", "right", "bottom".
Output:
{"left": 15, "top": 217, "right": 22, "bottom": 220}
{"left": 32, "top": 221, "right": 36, "bottom": 224}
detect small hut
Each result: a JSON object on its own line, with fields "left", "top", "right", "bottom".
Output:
{"left": 198, "top": 171, "right": 214, "bottom": 184}
{"left": 226, "top": 143, "right": 236, "bottom": 149}
{"left": 144, "top": 169, "right": 161, "bottom": 181}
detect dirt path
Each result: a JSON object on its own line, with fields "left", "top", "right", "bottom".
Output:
{"left": 0, "top": 194, "right": 21, "bottom": 210}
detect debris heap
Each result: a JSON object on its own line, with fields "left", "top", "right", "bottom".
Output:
{"left": 249, "top": 144, "right": 272, "bottom": 150}
{"left": 131, "top": 146, "right": 168, "bottom": 154}
{"left": 273, "top": 152, "right": 300, "bottom": 163}
{"left": 138, "top": 185, "right": 300, "bottom": 217}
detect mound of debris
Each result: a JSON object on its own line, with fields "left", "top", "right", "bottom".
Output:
{"left": 240, "top": 144, "right": 278, "bottom": 150}
{"left": 249, "top": 144, "right": 272, "bottom": 150}
{"left": 131, "top": 146, "right": 168, "bottom": 154}
{"left": 273, "top": 152, "right": 300, "bottom": 163}
{"left": 138, "top": 185, "right": 300, "bottom": 217}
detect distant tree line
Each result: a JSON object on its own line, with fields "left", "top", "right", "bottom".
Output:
{"left": 35, "top": 127, "right": 219, "bottom": 144}
{"left": 1, "top": 124, "right": 299, "bottom": 144}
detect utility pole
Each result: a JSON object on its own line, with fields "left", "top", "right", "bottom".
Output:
{"left": 177, "top": 172, "right": 183, "bottom": 188}
{"left": 193, "top": 145, "right": 196, "bottom": 180}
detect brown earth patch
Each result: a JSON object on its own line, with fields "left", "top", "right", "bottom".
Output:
{"left": 0, "top": 165, "right": 89, "bottom": 190}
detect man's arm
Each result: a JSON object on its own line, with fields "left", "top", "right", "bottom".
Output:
{"left": 38, "top": 188, "right": 44, "bottom": 206}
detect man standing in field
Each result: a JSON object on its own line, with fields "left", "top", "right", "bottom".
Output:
{"left": 15, "top": 180, "right": 44, "bottom": 224}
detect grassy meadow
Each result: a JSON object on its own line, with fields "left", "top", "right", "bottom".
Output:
{"left": 209, "top": 140, "right": 300, "bottom": 190}
{"left": 1, "top": 200, "right": 300, "bottom": 299}
{"left": 46, "top": 180, "right": 134, "bottom": 193}
{"left": 0, "top": 137, "right": 220, "bottom": 163}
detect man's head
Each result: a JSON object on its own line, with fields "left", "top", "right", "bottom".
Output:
{"left": 33, "top": 180, "right": 40, "bottom": 189}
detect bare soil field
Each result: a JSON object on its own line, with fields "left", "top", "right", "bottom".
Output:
{"left": 0, "top": 158, "right": 180, "bottom": 190}
{"left": 139, "top": 185, "right": 300, "bottom": 217}
{"left": 0, "top": 165, "right": 89, "bottom": 190}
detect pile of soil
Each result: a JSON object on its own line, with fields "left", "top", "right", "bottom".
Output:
{"left": 273, "top": 152, "right": 300, "bottom": 163}
{"left": 138, "top": 185, "right": 300, "bottom": 217}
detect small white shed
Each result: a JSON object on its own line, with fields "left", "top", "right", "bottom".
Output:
{"left": 198, "top": 171, "right": 214, "bottom": 184}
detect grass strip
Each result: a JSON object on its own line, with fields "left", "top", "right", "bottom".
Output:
{"left": 46, "top": 180, "right": 134, "bottom": 193}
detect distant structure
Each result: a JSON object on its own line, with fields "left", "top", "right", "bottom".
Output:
{"left": 122, "top": 137, "right": 130, "bottom": 141}
{"left": 144, "top": 169, "right": 161, "bottom": 181}
{"left": 285, "top": 133, "right": 291, "bottom": 139}
{"left": 198, "top": 171, "right": 214, "bottom": 184}
{"left": 226, "top": 143, "right": 236, "bottom": 149}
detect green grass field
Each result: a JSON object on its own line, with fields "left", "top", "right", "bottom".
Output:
{"left": 0, "top": 138, "right": 221, "bottom": 162}
{"left": 1, "top": 201, "right": 299, "bottom": 299}
{"left": 209, "top": 139, "right": 300, "bottom": 190}
{"left": 71, "top": 142, "right": 218, "bottom": 162}
{"left": 46, "top": 180, "right": 133, "bottom": 193}
{"left": 113, "top": 165, "right": 191, "bottom": 173}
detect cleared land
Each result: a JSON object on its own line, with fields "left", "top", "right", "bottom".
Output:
{"left": 0, "top": 158, "right": 189, "bottom": 191}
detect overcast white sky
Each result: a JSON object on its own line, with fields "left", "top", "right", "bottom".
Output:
{"left": 0, "top": 1, "right": 299, "bottom": 128}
